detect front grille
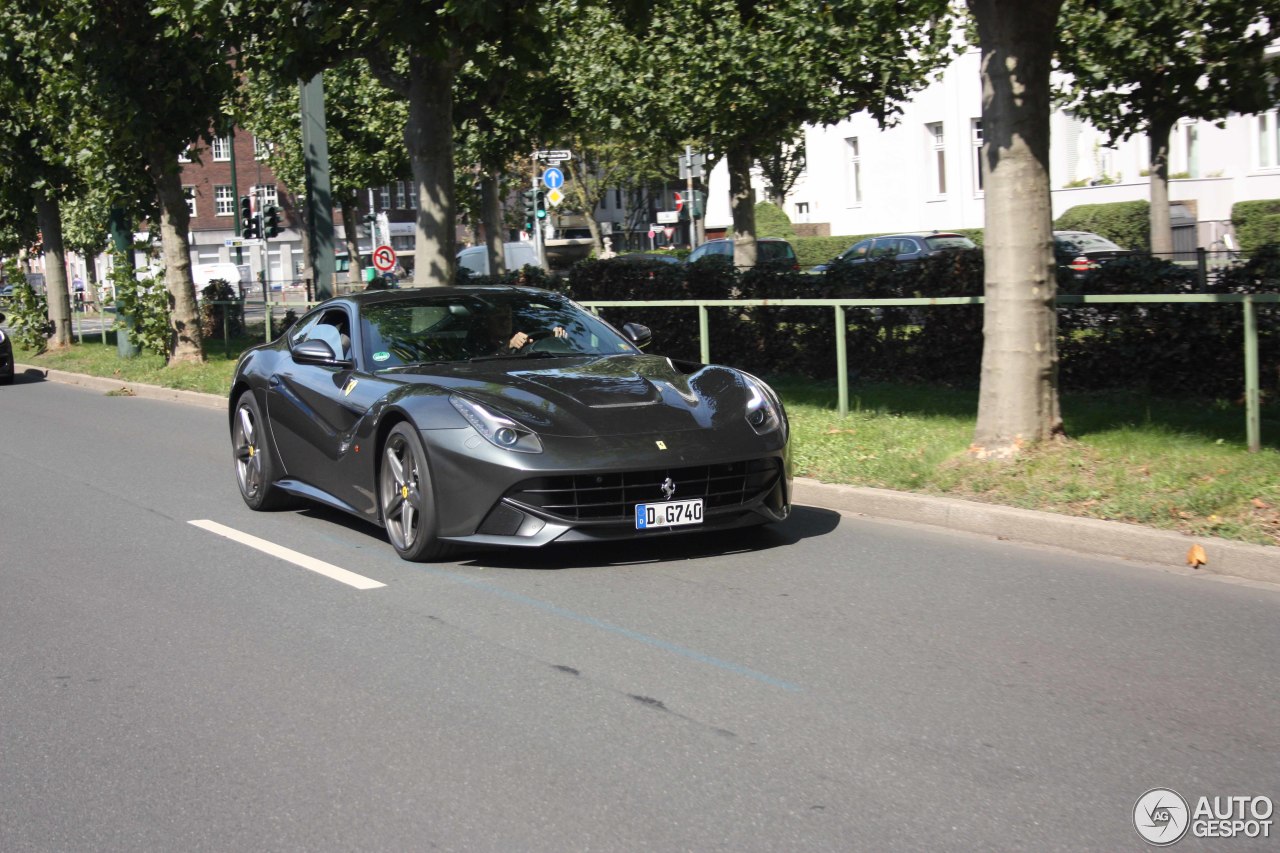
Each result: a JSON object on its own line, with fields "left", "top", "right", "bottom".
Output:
{"left": 507, "top": 458, "right": 781, "bottom": 523}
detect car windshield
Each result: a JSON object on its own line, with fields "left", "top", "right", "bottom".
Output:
{"left": 1057, "top": 233, "right": 1124, "bottom": 252}
{"left": 923, "top": 235, "right": 976, "bottom": 251}
{"left": 359, "top": 290, "right": 637, "bottom": 368}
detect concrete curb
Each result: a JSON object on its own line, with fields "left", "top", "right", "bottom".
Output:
{"left": 15, "top": 363, "right": 225, "bottom": 411}
{"left": 795, "top": 479, "right": 1280, "bottom": 586}
{"left": 18, "top": 363, "right": 1279, "bottom": 585}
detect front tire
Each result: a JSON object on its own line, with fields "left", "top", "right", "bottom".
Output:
{"left": 232, "top": 390, "right": 290, "bottom": 510}
{"left": 380, "top": 423, "right": 450, "bottom": 562}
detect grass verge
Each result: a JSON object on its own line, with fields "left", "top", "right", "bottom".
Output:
{"left": 14, "top": 341, "right": 1280, "bottom": 547}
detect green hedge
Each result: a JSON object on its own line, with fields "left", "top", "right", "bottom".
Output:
{"left": 793, "top": 235, "right": 860, "bottom": 266}
{"left": 1231, "top": 200, "right": 1280, "bottom": 253}
{"left": 754, "top": 202, "right": 796, "bottom": 238}
{"left": 1054, "top": 200, "right": 1150, "bottom": 251}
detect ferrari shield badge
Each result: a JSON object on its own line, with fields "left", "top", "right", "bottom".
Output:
{"left": 655, "top": 440, "right": 667, "bottom": 450}
{"left": 343, "top": 378, "right": 359, "bottom": 396}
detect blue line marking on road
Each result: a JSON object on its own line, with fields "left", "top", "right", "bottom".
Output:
{"left": 421, "top": 566, "right": 803, "bottom": 693}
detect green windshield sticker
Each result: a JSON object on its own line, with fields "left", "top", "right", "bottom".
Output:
{"left": 373, "top": 351, "right": 390, "bottom": 362}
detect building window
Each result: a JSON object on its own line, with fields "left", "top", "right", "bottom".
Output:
{"left": 177, "top": 146, "right": 192, "bottom": 163}
{"left": 402, "top": 180, "right": 417, "bottom": 209}
{"left": 380, "top": 186, "right": 391, "bottom": 209}
{"left": 254, "top": 184, "right": 278, "bottom": 207}
{"left": 213, "top": 185, "right": 234, "bottom": 216}
{"left": 926, "top": 122, "right": 946, "bottom": 196}
{"left": 1258, "top": 111, "right": 1279, "bottom": 169}
{"left": 614, "top": 189, "right": 622, "bottom": 209}
{"left": 971, "top": 119, "right": 984, "bottom": 193}
{"left": 1179, "top": 121, "right": 1199, "bottom": 178}
{"left": 211, "top": 136, "right": 231, "bottom": 162}
{"left": 254, "top": 137, "right": 272, "bottom": 160}
{"left": 394, "top": 182, "right": 405, "bottom": 208}
{"left": 184, "top": 186, "right": 196, "bottom": 217}
{"left": 844, "top": 137, "right": 862, "bottom": 205}
{"left": 795, "top": 202, "right": 810, "bottom": 223}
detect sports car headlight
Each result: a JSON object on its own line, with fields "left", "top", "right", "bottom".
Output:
{"left": 450, "top": 394, "right": 543, "bottom": 454}
{"left": 743, "top": 374, "right": 783, "bottom": 437}
{"left": 0, "top": 330, "right": 6, "bottom": 344}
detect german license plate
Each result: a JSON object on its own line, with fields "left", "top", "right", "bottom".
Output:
{"left": 635, "top": 498, "right": 704, "bottom": 529}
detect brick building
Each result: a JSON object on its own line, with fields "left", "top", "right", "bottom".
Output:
{"left": 179, "top": 128, "right": 322, "bottom": 289}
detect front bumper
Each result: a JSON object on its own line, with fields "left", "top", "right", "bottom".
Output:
{"left": 423, "top": 426, "right": 791, "bottom": 548}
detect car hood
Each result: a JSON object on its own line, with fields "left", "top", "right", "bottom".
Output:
{"left": 391, "top": 354, "right": 754, "bottom": 438}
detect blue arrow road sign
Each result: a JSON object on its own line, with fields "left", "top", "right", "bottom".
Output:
{"left": 542, "top": 167, "right": 564, "bottom": 189}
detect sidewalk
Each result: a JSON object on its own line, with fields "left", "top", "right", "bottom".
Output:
{"left": 18, "top": 362, "right": 1280, "bottom": 587}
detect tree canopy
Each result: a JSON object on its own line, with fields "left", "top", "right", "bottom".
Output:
{"left": 1056, "top": 0, "right": 1280, "bottom": 254}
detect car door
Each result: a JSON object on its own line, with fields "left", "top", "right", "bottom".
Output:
{"left": 266, "top": 305, "right": 378, "bottom": 508}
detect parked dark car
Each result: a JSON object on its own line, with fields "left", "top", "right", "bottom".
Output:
{"left": 1054, "top": 230, "right": 1133, "bottom": 277}
{"left": 685, "top": 237, "right": 799, "bottom": 269}
{"left": 228, "top": 285, "right": 791, "bottom": 562}
{"left": 813, "top": 231, "right": 977, "bottom": 272}
{"left": 0, "top": 311, "right": 14, "bottom": 385}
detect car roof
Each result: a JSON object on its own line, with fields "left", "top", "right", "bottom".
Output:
{"left": 329, "top": 284, "right": 556, "bottom": 311}
{"left": 703, "top": 236, "right": 790, "bottom": 243}
{"left": 875, "top": 232, "right": 968, "bottom": 239}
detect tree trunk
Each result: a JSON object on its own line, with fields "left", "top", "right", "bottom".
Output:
{"left": 338, "top": 199, "right": 364, "bottom": 288}
{"left": 727, "top": 142, "right": 757, "bottom": 268}
{"left": 970, "top": 0, "right": 1065, "bottom": 458}
{"left": 148, "top": 148, "right": 204, "bottom": 363}
{"left": 481, "top": 174, "right": 504, "bottom": 275}
{"left": 34, "top": 192, "right": 72, "bottom": 350}
{"left": 404, "top": 53, "right": 459, "bottom": 287}
{"left": 1148, "top": 118, "right": 1175, "bottom": 257}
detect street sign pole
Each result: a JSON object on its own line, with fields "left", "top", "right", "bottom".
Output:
{"left": 531, "top": 153, "right": 545, "bottom": 269}
{"left": 685, "top": 144, "right": 699, "bottom": 249}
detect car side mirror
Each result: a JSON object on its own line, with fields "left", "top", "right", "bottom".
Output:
{"left": 292, "top": 338, "right": 352, "bottom": 367}
{"left": 0, "top": 312, "right": 6, "bottom": 325}
{"left": 622, "top": 322, "right": 652, "bottom": 350}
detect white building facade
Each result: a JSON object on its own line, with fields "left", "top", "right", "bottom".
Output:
{"left": 708, "top": 46, "right": 1280, "bottom": 248}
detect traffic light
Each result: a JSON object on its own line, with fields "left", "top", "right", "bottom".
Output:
{"left": 534, "top": 189, "right": 548, "bottom": 222}
{"left": 522, "top": 189, "right": 537, "bottom": 231}
{"left": 239, "top": 195, "right": 259, "bottom": 239}
{"left": 263, "top": 205, "right": 281, "bottom": 239}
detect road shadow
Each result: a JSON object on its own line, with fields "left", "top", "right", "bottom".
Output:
{"left": 12, "top": 367, "right": 49, "bottom": 385}
{"left": 460, "top": 505, "right": 842, "bottom": 571}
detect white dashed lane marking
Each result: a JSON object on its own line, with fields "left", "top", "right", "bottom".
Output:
{"left": 189, "top": 519, "right": 387, "bottom": 590}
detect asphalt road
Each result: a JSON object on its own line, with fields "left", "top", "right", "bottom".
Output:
{"left": 2, "top": 376, "right": 1277, "bottom": 852}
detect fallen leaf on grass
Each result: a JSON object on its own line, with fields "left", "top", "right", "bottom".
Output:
{"left": 824, "top": 428, "right": 857, "bottom": 435}
{"left": 1186, "top": 544, "right": 1208, "bottom": 568}
{"left": 1253, "top": 498, "right": 1271, "bottom": 509}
